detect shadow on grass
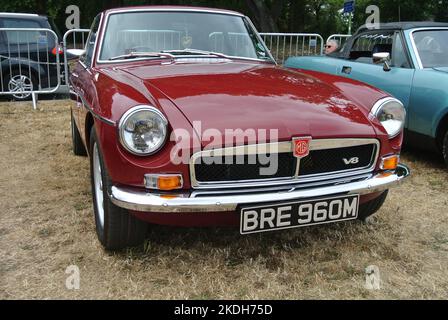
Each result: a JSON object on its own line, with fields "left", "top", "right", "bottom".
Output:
{"left": 401, "top": 147, "right": 445, "bottom": 169}
{"left": 113, "top": 218, "right": 373, "bottom": 268}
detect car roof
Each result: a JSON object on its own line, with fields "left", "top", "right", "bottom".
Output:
{"left": 104, "top": 5, "right": 244, "bottom": 17}
{"left": 0, "top": 12, "right": 48, "bottom": 20}
{"left": 356, "top": 21, "right": 448, "bottom": 33}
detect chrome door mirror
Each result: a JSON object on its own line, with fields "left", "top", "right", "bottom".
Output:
{"left": 66, "top": 49, "right": 86, "bottom": 60}
{"left": 373, "top": 52, "right": 391, "bottom": 72}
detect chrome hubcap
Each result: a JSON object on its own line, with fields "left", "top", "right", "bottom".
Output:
{"left": 93, "top": 143, "right": 105, "bottom": 228}
{"left": 8, "top": 74, "right": 33, "bottom": 99}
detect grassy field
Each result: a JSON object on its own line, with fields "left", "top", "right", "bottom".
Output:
{"left": 1, "top": 100, "right": 447, "bottom": 299}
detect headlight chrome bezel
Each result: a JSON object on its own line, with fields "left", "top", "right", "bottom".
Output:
{"left": 118, "top": 105, "right": 168, "bottom": 156}
{"left": 371, "top": 97, "right": 406, "bottom": 139}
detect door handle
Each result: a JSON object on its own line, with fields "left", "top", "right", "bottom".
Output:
{"left": 71, "top": 72, "right": 79, "bottom": 78}
{"left": 341, "top": 66, "right": 352, "bottom": 75}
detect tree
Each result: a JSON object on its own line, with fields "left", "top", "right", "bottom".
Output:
{"left": 0, "top": 0, "right": 446, "bottom": 35}
{"left": 245, "top": 0, "right": 279, "bottom": 32}
{"left": 35, "top": 0, "right": 46, "bottom": 14}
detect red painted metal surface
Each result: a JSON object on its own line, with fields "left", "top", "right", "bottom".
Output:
{"left": 73, "top": 61, "right": 397, "bottom": 187}
{"left": 70, "top": 6, "right": 403, "bottom": 226}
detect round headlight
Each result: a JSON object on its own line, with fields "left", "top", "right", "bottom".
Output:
{"left": 371, "top": 98, "right": 406, "bottom": 139}
{"left": 119, "top": 106, "right": 168, "bottom": 156}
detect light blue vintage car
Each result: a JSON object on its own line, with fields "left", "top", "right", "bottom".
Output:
{"left": 285, "top": 22, "right": 448, "bottom": 166}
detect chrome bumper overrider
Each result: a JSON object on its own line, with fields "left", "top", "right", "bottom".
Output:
{"left": 109, "top": 164, "right": 410, "bottom": 213}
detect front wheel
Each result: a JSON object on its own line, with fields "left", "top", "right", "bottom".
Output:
{"left": 357, "top": 191, "right": 389, "bottom": 221}
{"left": 90, "top": 127, "right": 147, "bottom": 250}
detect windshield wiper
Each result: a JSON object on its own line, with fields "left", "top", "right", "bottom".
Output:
{"left": 161, "top": 49, "right": 229, "bottom": 59}
{"left": 108, "top": 52, "right": 174, "bottom": 61}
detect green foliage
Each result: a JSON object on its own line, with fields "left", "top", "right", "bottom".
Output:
{"left": 0, "top": 0, "right": 446, "bottom": 36}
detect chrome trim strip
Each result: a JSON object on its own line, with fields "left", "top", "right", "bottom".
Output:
{"left": 79, "top": 60, "right": 92, "bottom": 75}
{"left": 409, "top": 27, "right": 448, "bottom": 70}
{"left": 189, "top": 138, "right": 380, "bottom": 189}
{"left": 190, "top": 172, "right": 372, "bottom": 198}
{"left": 106, "top": 8, "right": 244, "bottom": 16}
{"left": 78, "top": 93, "right": 115, "bottom": 126}
{"left": 109, "top": 164, "right": 410, "bottom": 213}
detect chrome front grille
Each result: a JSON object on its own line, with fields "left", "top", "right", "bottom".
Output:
{"left": 190, "top": 139, "right": 380, "bottom": 189}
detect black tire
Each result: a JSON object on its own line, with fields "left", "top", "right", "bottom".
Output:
{"left": 71, "top": 112, "right": 87, "bottom": 156}
{"left": 3, "top": 68, "right": 37, "bottom": 101}
{"left": 357, "top": 190, "right": 389, "bottom": 221}
{"left": 442, "top": 130, "right": 448, "bottom": 168}
{"left": 89, "top": 127, "right": 147, "bottom": 250}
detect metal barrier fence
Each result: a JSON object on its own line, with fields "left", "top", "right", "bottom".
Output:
{"left": 0, "top": 28, "right": 351, "bottom": 109}
{"left": 260, "top": 33, "right": 325, "bottom": 64}
{"left": 0, "top": 28, "right": 61, "bottom": 109}
{"left": 62, "top": 29, "right": 90, "bottom": 87}
{"left": 327, "top": 34, "right": 352, "bottom": 51}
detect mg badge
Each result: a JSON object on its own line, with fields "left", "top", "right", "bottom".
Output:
{"left": 293, "top": 137, "right": 311, "bottom": 158}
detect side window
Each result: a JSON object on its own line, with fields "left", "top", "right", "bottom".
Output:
{"left": 2, "top": 18, "right": 43, "bottom": 45}
{"left": 83, "top": 15, "right": 101, "bottom": 67}
{"left": 392, "top": 32, "right": 411, "bottom": 68}
{"left": 349, "top": 31, "right": 393, "bottom": 64}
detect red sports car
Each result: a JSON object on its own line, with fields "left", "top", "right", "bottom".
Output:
{"left": 69, "top": 6, "right": 410, "bottom": 250}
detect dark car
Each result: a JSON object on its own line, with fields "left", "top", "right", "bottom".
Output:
{"left": 0, "top": 12, "right": 64, "bottom": 100}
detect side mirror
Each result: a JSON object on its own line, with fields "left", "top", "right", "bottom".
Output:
{"left": 373, "top": 52, "right": 391, "bottom": 72}
{"left": 66, "top": 49, "right": 86, "bottom": 60}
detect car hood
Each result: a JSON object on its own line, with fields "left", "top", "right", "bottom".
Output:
{"left": 119, "top": 61, "right": 377, "bottom": 147}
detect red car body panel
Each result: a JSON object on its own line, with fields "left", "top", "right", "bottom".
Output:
{"left": 72, "top": 60, "right": 399, "bottom": 190}
{"left": 70, "top": 6, "right": 405, "bottom": 227}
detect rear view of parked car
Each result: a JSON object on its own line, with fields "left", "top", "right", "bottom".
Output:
{"left": 286, "top": 22, "right": 448, "bottom": 167}
{"left": 0, "top": 12, "right": 63, "bottom": 100}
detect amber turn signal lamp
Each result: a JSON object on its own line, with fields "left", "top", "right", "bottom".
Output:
{"left": 380, "top": 155, "right": 399, "bottom": 170}
{"left": 158, "top": 176, "right": 183, "bottom": 191}
{"left": 144, "top": 174, "right": 183, "bottom": 191}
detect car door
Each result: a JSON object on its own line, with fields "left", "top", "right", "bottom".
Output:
{"left": 73, "top": 14, "right": 101, "bottom": 143}
{"left": 336, "top": 30, "right": 415, "bottom": 126}
{"left": 407, "top": 28, "right": 448, "bottom": 139}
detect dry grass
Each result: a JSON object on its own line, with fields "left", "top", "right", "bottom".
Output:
{"left": 0, "top": 100, "right": 447, "bottom": 300}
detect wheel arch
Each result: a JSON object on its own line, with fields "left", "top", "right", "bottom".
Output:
{"left": 435, "top": 109, "right": 448, "bottom": 150}
{"left": 85, "top": 112, "right": 95, "bottom": 155}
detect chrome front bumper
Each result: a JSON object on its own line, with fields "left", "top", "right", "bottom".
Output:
{"left": 109, "top": 164, "right": 410, "bottom": 213}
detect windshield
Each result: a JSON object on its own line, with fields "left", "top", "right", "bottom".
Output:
{"left": 99, "top": 11, "right": 272, "bottom": 62}
{"left": 413, "top": 29, "right": 448, "bottom": 68}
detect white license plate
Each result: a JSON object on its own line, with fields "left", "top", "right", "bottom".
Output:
{"left": 240, "top": 194, "right": 359, "bottom": 235}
